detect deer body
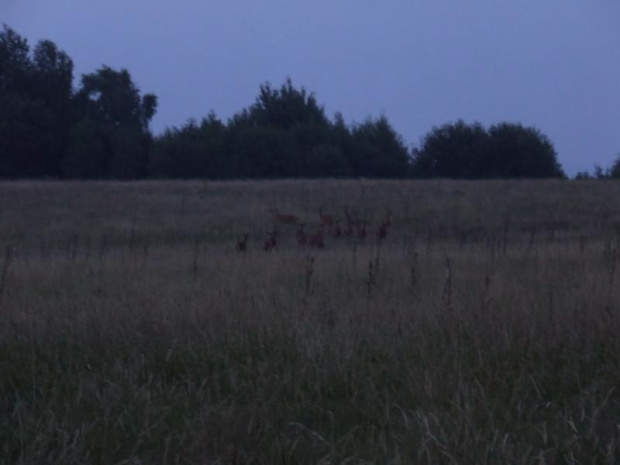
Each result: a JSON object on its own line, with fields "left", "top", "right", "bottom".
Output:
{"left": 384, "top": 210, "right": 392, "bottom": 228}
{"left": 358, "top": 221, "right": 368, "bottom": 241}
{"left": 377, "top": 223, "right": 388, "bottom": 242}
{"left": 308, "top": 225, "right": 325, "bottom": 248}
{"left": 236, "top": 233, "right": 249, "bottom": 252}
{"left": 376, "top": 211, "right": 392, "bottom": 242}
{"left": 319, "top": 207, "right": 336, "bottom": 231}
{"left": 296, "top": 224, "right": 308, "bottom": 247}
{"left": 269, "top": 207, "right": 299, "bottom": 226}
{"left": 263, "top": 229, "right": 278, "bottom": 251}
{"left": 332, "top": 220, "right": 342, "bottom": 238}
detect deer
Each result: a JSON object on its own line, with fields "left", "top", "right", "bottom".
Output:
{"left": 383, "top": 210, "right": 392, "bottom": 228}
{"left": 357, "top": 221, "right": 368, "bottom": 241}
{"left": 376, "top": 211, "right": 392, "bottom": 243}
{"left": 296, "top": 223, "right": 308, "bottom": 248}
{"left": 269, "top": 207, "right": 299, "bottom": 226}
{"left": 236, "top": 233, "right": 249, "bottom": 252}
{"left": 343, "top": 207, "right": 358, "bottom": 238}
{"left": 377, "top": 222, "right": 388, "bottom": 242}
{"left": 319, "top": 206, "right": 337, "bottom": 232}
{"left": 344, "top": 221, "right": 354, "bottom": 238}
{"left": 344, "top": 207, "right": 359, "bottom": 226}
{"left": 332, "top": 220, "right": 342, "bottom": 239}
{"left": 308, "top": 225, "right": 325, "bottom": 249}
{"left": 263, "top": 228, "right": 278, "bottom": 251}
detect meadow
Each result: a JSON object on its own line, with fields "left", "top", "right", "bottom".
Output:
{"left": 1, "top": 179, "right": 619, "bottom": 464}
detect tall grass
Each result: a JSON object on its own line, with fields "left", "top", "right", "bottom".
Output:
{"left": 1, "top": 179, "right": 619, "bottom": 464}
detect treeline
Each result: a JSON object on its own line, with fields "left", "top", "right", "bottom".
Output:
{"left": 150, "top": 83, "right": 410, "bottom": 179}
{"left": 575, "top": 160, "right": 620, "bottom": 180}
{"left": 0, "top": 26, "right": 156, "bottom": 179}
{"left": 2, "top": 24, "right": 599, "bottom": 181}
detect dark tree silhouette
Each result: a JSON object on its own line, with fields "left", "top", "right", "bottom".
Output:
{"left": 0, "top": 26, "right": 74, "bottom": 178}
{"left": 609, "top": 155, "right": 620, "bottom": 179}
{"left": 67, "top": 66, "right": 157, "bottom": 178}
{"left": 1, "top": 25, "right": 571, "bottom": 181}
{"left": 412, "top": 120, "right": 565, "bottom": 179}
{"left": 149, "top": 114, "right": 228, "bottom": 179}
{"left": 31, "top": 39, "right": 74, "bottom": 176}
{"left": 348, "top": 116, "right": 410, "bottom": 178}
{"left": 486, "top": 123, "right": 564, "bottom": 178}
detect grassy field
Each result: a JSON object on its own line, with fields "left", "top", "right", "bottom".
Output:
{"left": 1, "top": 179, "right": 619, "bottom": 464}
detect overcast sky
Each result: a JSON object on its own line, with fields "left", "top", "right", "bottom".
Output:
{"left": 3, "top": 1, "right": 619, "bottom": 175}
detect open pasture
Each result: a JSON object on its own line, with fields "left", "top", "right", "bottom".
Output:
{"left": 1, "top": 179, "right": 620, "bottom": 464}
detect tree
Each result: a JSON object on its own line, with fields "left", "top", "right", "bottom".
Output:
{"left": 70, "top": 66, "right": 157, "bottom": 178}
{"left": 609, "top": 155, "right": 620, "bottom": 179}
{"left": 411, "top": 120, "right": 565, "bottom": 179}
{"left": 0, "top": 26, "right": 74, "bottom": 178}
{"left": 0, "top": 25, "right": 32, "bottom": 95}
{"left": 226, "top": 79, "right": 333, "bottom": 178}
{"left": 0, "top": 93, "right": 55, "bottom": 177}
{"left": 348, "top": 116, "right": 410, "bottom": 178}
{"left": 573, "top": 159, "right": 620, "bottom": 181}
{"left": 155, "top": 80, "right": 414, "bottom": 179}
{"left": 249, "top": 78, "right": 330, "bottom": 130}
{"left": 486, "top": 123, "right": 564, "bottom": 178}
{"left": 411, "top": 120, "right": 488, "bottom": 179}
{"left": 63, "top": 119, "right": 106, "bottom": 179}
{"left": 304, "top": 144, "right": 349, "bottom": 178}
{"left": 149, "top": 113, "right": 228, "bottom": 179}
{"left": 31, "top": 39, "right": 74, "bottom": 176}
{"left": 574, "top": 171, "right": 593, "bottom": 180}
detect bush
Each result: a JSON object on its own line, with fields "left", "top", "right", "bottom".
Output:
{"left": 411, "top": 120, "right": 565, "bottom": 179}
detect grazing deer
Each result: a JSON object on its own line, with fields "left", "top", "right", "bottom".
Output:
{"left": 319, "top": 206, "right": 337, "bottom": 232}
{"left": 308, "top": 225, "right": 325, "bottom": 249}
{"left": 263, "top": 228, "right": 278, "bottom": 251}
{"left": 269, "top": 207, "right": 299, "bottom": 226}
{"left": 296, "top": 223, "right": 308, "bottom": 248}
{"left": 236, "top": 233, "right": 249, "bottom": 252}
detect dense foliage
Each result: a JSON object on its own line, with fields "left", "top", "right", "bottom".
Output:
{"left": 411, "top": 120, "right": 566, "bottom": 179}
{"left": 150, "top": 82, "right": 410, "bottom": 179}
{"left": 0, "top": 25, "right": 157, "bottom": 179}
{"left": 0, "top": 25, "right": 579, "bottom": 180}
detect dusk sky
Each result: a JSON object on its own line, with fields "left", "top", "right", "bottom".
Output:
{"left": 2, "top": 1, "right": 619, "bottom": 175}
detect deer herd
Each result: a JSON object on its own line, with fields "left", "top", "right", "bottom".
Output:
{"left": 235, "top": 206, "right": 393, "bottom": 252}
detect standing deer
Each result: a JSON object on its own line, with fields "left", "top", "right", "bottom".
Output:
{"left": 296, "top": 223, "right": 308, "bottom": 248}
{"left": 384, "top": 210, "right": 392, "bottom": 228}
{"left": 377, "top": 222, "right": 388, "bottom": 242}
{"left": 319, "top": 206, "right": 336, "bottom": 233}
{"left": 376, "top": 210, "right": 392, "bottom": 243}
{"left": 236, "top": 233, "right": 249, "bottom": 252}
{"left": 308, "top": 225, "right": 325, "bottom": 249}
{"left": 343, "top": 207, "right": 357, "bottom": 238}
{"left": 344, "top": 207, "right": 359, "bottom": 226}
{"left": 344, "top": 221, "right": 354, "bottom": 238}
{"left": 332, "top": 220, "right": 342, "bottom": 239}
{"left": 263, "top": 228, "right": 278, "bottom": 251}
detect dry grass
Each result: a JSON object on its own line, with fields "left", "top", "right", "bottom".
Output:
{"left": 1, "top": 179, "right": 619, "bottom": 464}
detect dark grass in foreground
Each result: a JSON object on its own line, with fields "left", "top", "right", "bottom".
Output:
{"left": 1, "top": 179, "right": 620, "bottom": 464}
